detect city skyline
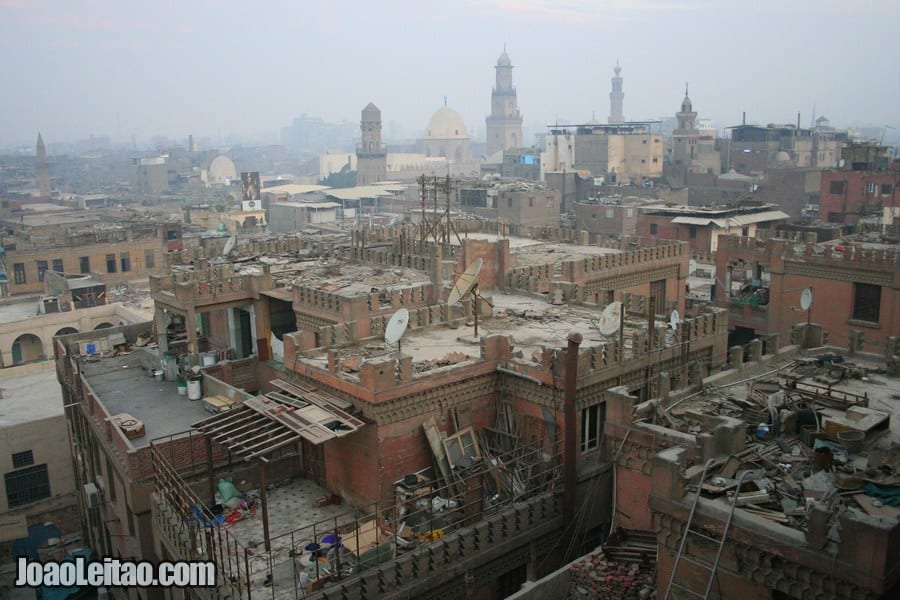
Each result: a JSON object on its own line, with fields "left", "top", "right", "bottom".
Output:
{"left": 0, "top": 0, "right": 898, "bottom": 148}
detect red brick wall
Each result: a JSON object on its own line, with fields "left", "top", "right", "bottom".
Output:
{"left": 819, "top": 170, "right": 899, "bottom": 226}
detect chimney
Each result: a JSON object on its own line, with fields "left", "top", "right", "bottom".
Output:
{"left": 797, "top": 112, "right": 801, "bottom": 129}
{"left": 742, "top": 112, "right": 746, "bottom": 126}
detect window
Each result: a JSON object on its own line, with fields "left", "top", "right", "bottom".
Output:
{"left": 120, "top": 252, "right": 131, "bottom": 273}
{"left": 881, "top": 184, "right": 893, "bottom": 195}
{"left": 652, "top": 158, "right": 659, "bottom": 163}
{"left": 852, "top": 283, "right": 881, "bottom": 323}
{"left": 5, "top": 464, "right": 51, "bottom": 508}
{"left": 166, "top": 229, "right": 179, "bottom": 240}
{"left": 591, "top": 213, "right": 597, "bottom": 219}
{"left": 866, "top": 182, "right": 877, "bottom": 194}
{"left": 581, "top": 404, "right": 604, "bottom": 452}
{"left": 144, "top": 249, "right": 155, "bottom": 269}
{"left": 650, "top": 223, "right": 658, "bottom": 235}
{"left": 79, "top": 256, "right": 90, "bottom": 274}
{"left": 626, "top": 208, "right": 634, "bottom": 218}
{"left": 640, "top": 159, "right": 647, "bottom": 164}
{"left": 606, "top": 208, "right": 614, "bottom": 219}
{"left": 106, "top": 458, "right": 117, "bottom": 501}
{"left": 12, "top": 450, "right": 34, "bottom": 469}
{"left": 829, "top": 180, "right": 845, "bottom": 194}
{"left": 689, "top": 226, "right": 698, "bottom": 239}
{"left": 507, "top": 198, "right": 512, "bottom": 208}
{"left": 106, "top": 254, "right": 117, "bottom": 273}
{"left": 37, "top": 260, "right": 48, "bottom": 282}
{"left": 13, "top": 263, "right": 26, "bottom": 285}
{"left": 52, "top": 258, "right": 63, "bottom": 273}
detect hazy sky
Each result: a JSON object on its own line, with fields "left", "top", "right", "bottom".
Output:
{"left": 1, "top": 0, "right": 898, "bottom": 147}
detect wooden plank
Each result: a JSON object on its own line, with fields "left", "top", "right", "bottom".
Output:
{"left": 423, "top": 417, "right": 454, "bottom": 492}
{"left": 271, "top": 379, "right": 364, "bottom": 429}
{"left": 246, "top": 398, "right": 336, "bottom": 444}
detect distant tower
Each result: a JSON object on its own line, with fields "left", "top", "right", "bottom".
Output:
{"left": 672, "top": 83, "right": 699, "bottom": 166}
{"left": 36, "top": 133, "right": 50, "bottom": 197}
{"left": 608, "top": 62, "right": 624, "bottom": 124}
{"left": 356, "top": 103, "right": 387, "bottom": 185}
{"left": 485, "top": 48, "right": 523, "bottom": 157}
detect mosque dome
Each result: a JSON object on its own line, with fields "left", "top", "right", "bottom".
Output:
{"left": 425, "top": 106, "right": 469, "bottom": 140}
{"left": 208, "top": 155, "right": 237, "bottom": 183}
{"left": 776, "top": 151, "right": 791, "bottom": 162}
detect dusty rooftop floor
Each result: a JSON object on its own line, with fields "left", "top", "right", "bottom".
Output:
{"left": 79, "top": 352, "right": 210, "bottom": 448}
{"left": 0, "top": 367, "right": 64, "bottom": 427}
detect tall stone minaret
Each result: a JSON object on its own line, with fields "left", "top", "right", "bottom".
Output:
{"left": 608, "top": 62, "right": 624, "bottom": 124}
{"left": 356, "top": 103, "right": 387, "bottom": 185}
{"left": 36, "top": 133, "right": 50, "bottom": 197}
{"left": 485, "top": 47, "right": 523, "bottom": 157}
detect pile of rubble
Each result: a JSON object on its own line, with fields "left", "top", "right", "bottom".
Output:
{"left": 568, "top": 530, "right": 657, "bottom": 600}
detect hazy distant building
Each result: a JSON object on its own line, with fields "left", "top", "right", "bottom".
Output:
{"left": 724, "top": 122, "right": 842, "bottom": 174}
{"left": 667, "top": 85, "right": 720, "bottom": 185}
{"left": 131, "top": 155, "right": 168, "bottom": 195}
{"left": 485, "top": 49, "right": 523, "bottom": 157}
{"left": 207, "top": 155, "right": 238, "bottom": 184}
{"left": 356, "top": 102, "right": 387, "bottom": 185}
{"left": 280, "top": 114, "right": 357, "bottom": 154}
{"left": 568, "top": 122, "right": 664, "bottom": 183}
{"left": 423, "top": 103, "right": 471, "bottom": 163}
{"left": 36, "top": 133, "right": 50, "bottom": 197}
{"left": 608, "top": 62, "right": 624, "bottom": 124}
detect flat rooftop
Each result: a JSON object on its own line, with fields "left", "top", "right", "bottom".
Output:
{"left": 511, "top": 240, "right": 622, "bottom": 267}
{"left": 0, "top": 368, "right": 64, "bottom": 428}
{"left": 0, "top": 297, "right": 39, "bottom": 325}
{"left": 79, "top": 353, "right": 210, "bottom": 449}
{"left": 299, "top": 293, "right": 680, "bottom": 373}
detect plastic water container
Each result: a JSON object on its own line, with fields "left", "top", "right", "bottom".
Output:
{"left": 86, "top": 343, "right": 96, "bottom": 355}
{"left": 187, "top": 377, "right": 202, "bottom": 401}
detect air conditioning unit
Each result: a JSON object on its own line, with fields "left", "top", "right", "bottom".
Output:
{"left": 83, "top": 482, "right": 101, "bottom": 508}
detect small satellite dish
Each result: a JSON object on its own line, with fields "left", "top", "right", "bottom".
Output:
{"left": 597, "top": 302, "right": 622, "bottom": 336}
{"left": 670, "top": 309, "right": 680, "bottom": 330}
{"left": 448, "top": 258, "right": 483, "bottom": 306}
{"left": 800, "top": 288, "right": 813, "bottom": 311}
{"left": 222, "top": 236, "right": 236, "bottom": 257}
{"left": 384, "top": 308, "right": 409, "bottom": 345}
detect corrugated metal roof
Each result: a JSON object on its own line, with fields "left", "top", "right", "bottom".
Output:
{"left": 672, "top": 210, "right": 788, "bottom": 228}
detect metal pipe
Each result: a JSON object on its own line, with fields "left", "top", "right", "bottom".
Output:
{"left": 496, "top": 366, "right": 543, "bottom": 386}
{"left": 563, "top": 331, "right": 582, "bottom": 561}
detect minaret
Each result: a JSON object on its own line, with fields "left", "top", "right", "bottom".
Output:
{"left": 485, "top": 47, "right": 523, "bottom": 157}
{"left": 356, "top": 103, "right": 387, "bottom": 185}
{"left": 672, "top": 83, "right": 699, "bottom": 166}
{"left": 36, "top": 133, "right": 50, "bottom": 197}
{"left": 608, "top": 61, "right": 624, "bottom": 124}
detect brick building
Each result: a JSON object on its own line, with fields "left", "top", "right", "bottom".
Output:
{"left": 818, "top": 143, "right": 898, "bottom": 230}
{"left": 52, "top": 219, "right": 740, "bottom": 599}
{"left": 714, "top": 233, "right": 899, "bottom": 352}
{"left": 0, "top": 211, "right": 182, "bottom": 297}
{"left": 637, "top": 203, "right": 788, "bottom": 252}
{"left": 574, "top": 199, "right": 641, "bottom": 238}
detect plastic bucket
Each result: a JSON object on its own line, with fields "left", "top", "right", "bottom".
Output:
{"left": 187, "top": 377, "right": 202, "bottom": 400}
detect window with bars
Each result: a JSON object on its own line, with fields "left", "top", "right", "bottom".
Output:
{"left": 80, "top": 256, "right": 90, "bottom": 274}
{"left": 52, "top": 258, "right": 63, "bottom": 273}
{"left": 37, "top": 260, "right": 48, "bottom": 282}
{"left": 12, "top": 450, "right": 34, "bottom": 468}
{"left": 14, "top": 263, "right": 26, "bottom": 284}
{"left": 120, "top": 252, "right": 131, "bottom": 273}
{"left": 5, "top": 464, "right": 51, "bottom": 508}
{"left": 106, "top": 254, "right": 117, "bottom": 273}
{"left": 581, "top": 404, "right": 605, "bottom": 453}
{"left": 852, "top": 283, "right": 881, "bottom": 323}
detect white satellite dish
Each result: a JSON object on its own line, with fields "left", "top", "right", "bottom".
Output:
{"left": 597, "top": 302, "right": 622, "bottom": 336}
{"left": 222, "top": 236, "right": 236, "bottom": 257}
{"left": 800, "top": 288, "right": 813, "bottom": 311}
{"left": 670, "top": 309, "right": 680, "bottom": 330}
{"left": 448, "top": 258, "right": 483, "bottom": 306}
{"left": 384, "top": 308, "right": 409, "bottom": 346}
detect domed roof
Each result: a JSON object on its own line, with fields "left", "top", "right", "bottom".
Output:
{"left": 497, "top": 50, "right": 511, "bottom": 67}
{"left": 776, "top": 151, "right": 791, "bottom": 162}
{"left": 426, "top": 106, "right": 468, "bottom": 140}
{"left": 208, "top": 155, "right": 237, "bottom": 183}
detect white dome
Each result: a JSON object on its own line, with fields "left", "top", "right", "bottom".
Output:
{"left": 426, "top": 106, "right": 468, "bottom": 140}
{"left": 776, "top": 151, "right": 791, "bottom": 162}
{"left": 208, "top": 155, "right": 237, "bottom": 182}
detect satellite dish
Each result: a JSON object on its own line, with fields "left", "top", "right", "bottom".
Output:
{"left": 384, "top": 308, "right": 409, "bottom": 345}
{"left": 222, "top": 236, "right": 236, "bottom": 257}
{"left": 448, "top": 258, "right": 483, "bottom": 305}
{"left": 800, "top": 288, "right": 813, "bottom": 311}
{"left": 670, "top": 309, "right": 680, "bottom": 330}
{"left": 597, "top": 302, "right": 622, "bottom": 336}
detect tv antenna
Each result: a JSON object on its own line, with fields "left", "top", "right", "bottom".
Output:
{"left": 448, "top": 258, "right": 491, "bottom": 337}
{"left": 384, "top": 308, "right": 409, "bottom": 355}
